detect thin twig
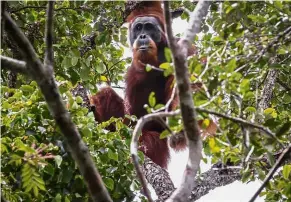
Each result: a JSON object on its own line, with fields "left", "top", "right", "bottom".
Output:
{"left": 255, "top": 26, "right": 291, "bottom": 64}
{"left": 131, "top": 110, "right": 180, "bottom": 202}
{"left": 249, "top": 145, "right": 291, "bottom": 202}
{"left": 44, "top": 1, "right": 54, "bottom": 67}
{"left": 197, "top": 48, "right": 220, "bottom": 81}
{"left": 11, "top": 5, "right": 86, "bottom": 14}
{"left": 236, "top": 26, "right": 291, "bottom": 73}
{"left": 103, "top": 61, "right": 112, "bottom": 85}
{"left": 195, "top": 107, "right": 283, "bottom": 147}
{"left": 157, "top": 117, "right": 175, "bottom": 137}
{"left": 1, "top": 55, "right": 27, "bottom": 74}
{"left": 108, "top": 58, "right": 126, "bottom": 71}
{"left": 277, "top": 79, "right": 291, "bottom": 91}
{"left": 10, "top": 6, "right": 47, "bottom": 13}
{"left": 152, "top": 83, "right": 176, "bottom": 113}
{"left": 166, "top": 83, "right": 177, "bottom": 112}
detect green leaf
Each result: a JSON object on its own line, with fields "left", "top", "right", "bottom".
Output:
{"left": 82, "top": 127, "right": 92, "bottom": 137}
{"left": 212, "top": 36, "right": 223, "bottom": 41}
{"left": 62, "top": 57, "right": 71, "bottom": 68}
{"left": 104, "top": 177, "right": 114, "bottom": 190}
{"left": 226, "top": 58, "right": 237, "bottom": 72}
{"left": 282, "top": 165, "right": 291, "bottom": 180}
{"left": 264, "top": 108, "right": 277, "bottom": 118}
{"left": 159, "top": 63, "right": 171, "bottom": 70}
{"left": 274, "top": 1, "right": 283, "bottom": 9}
{"left": 145, "top": 65, "right": 152, "bottom": 72}
{"left": 160, "top": 130, "right": 169, "bottom": 139}
{"left": 154, "top": 104, "right": 165, "bottom": 110}
{"left": 108, "top": 149, "right": 118, "bottom": 161}
{"left": 209, "top": 137, "right": 215, "bottom": 149}
{"left": 20, "top": 85, "right": 34, "bottom": 93}
{"left": 267, "top": 152, "right": 275, "bottom": 166}
{"left": 148, "top": 92, "right": 156, "bottom": 107}
{"left": 96, "top": 61, "right": 106, "bottom": 74}
{"left": 282, "top": 94, "right": 291, "bottom": 103}
{"left": 33, "top": 186, "right": 39, "bottom": 197}
{"left": 264, "top": 108, "right": 275, "bottom": 114}
{"left": 80, "top": 62, "right": 90, "bottom": 81}
{"left": 244, "top": 107, "right": 256, "bottom": 113}
{"left": 164, "top": 48, "right": 172, "bottom": 62}
{"left": 65, "top": 196, "right": 70, "bottom": 202}
{"left": 55, "top": 193, "right": 62, "bottom": 202}
{"left": 76, "top": 96, "right": 83, "bottom": 104}
{"left": 44, "top": 164, "right": 55, "bottom": 176}
{"left": 241, "top": 170, "right": 252, "bottom": 183}
{"left": 240, "top": 79, "right": 250, "bottom": 93}
{"left": 71, "top": 57, "right": 78, "bottom": 66}
{"left": 54, "top": 155, "right": 62, "bottom": 168}
{"left": 276, "top": 122, "right": 291, "bottom": 137}
{"left": 247, "top": 14, "right": 266, "bottom": 23}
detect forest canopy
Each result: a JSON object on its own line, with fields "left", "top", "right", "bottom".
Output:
{"left": 1, "top": 1, "right": 291, "bottom": 202}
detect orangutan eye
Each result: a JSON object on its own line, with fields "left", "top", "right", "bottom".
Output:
{"left": 135, "top": 23, "right": 142, "bottom": 31}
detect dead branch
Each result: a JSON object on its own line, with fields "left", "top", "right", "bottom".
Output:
{"left": 2, "top": 3, "right": 112, "bottom": 202}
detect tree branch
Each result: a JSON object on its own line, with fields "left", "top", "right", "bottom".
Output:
{"left": 163, "top": 1, "right": 211, "bottom": 201}
{"left": 131, "top": 110, "right": 180, "bottom": 202}
{"left": 147, "top": 145, "right": 291, "bottom": 201}
{"left": 44, "top": 1, "right": 54, "bottom": 67}
{"left": 182, "top": 1, "right": 211, "bottom": 44}
{"left": 195, "top": 107, "right": 283, "bottom": 146}
{"left": 277, "top": 79, "right": 291, "bottom": 91}
{"left": 1, "top": 55, "right": 27, "bottom": 75}
{"left": 143, "top": 157, "right": 175, "bottom": 201}
{"left": 255, "top": 26, "right": 291, "bottom": 64}
{"left": 249, "top": 145, "right": 291, "bottom": 202}
{"left": 258, "top": 69, "right": 278, "bottom": 111}
{"left": 3, "top": 10, "right": 112, "bottom": 202}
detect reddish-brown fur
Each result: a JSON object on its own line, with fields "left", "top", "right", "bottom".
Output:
{"left": 91, "top": 1, "right": 195, "bottom": 168}
{"left": 90, "top": 87, "right": 124, "bottom": 131}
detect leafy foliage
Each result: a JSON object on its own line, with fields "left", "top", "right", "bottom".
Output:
{"left": 1, "top": 1, "right": 291, "bottom": 201}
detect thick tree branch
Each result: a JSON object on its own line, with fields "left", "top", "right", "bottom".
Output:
{"left": 149, "top": 145, "right": 291, "bottom": 201}
{"left": 163, "top": 1, "right": 211, "bottom": 201}
{"left": 190, "top": 166, "right": 241, "bottom": 201}
{"left": 3, "top": 10, "right": 112, "bottom": 202}
{"left": 258, "top": 69, "right": 278, "bottom": 111}
{"left": 249, "top": 145, "right": 291, "bottom": 202}
{"left": 1, "top": 55, "right": 27, "bottom": 75}
{"left": 143, "top": 157, "right": 175, "bottom": 201}
{"left": 182, "top": 1, "right": 210, "bottom": 43}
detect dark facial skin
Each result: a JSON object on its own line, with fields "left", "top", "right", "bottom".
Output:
{"left": 129, "top": 16, "right": 163, "bottom": 50}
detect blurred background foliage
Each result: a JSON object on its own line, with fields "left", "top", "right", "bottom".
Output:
{"left": 1, "top": 1, "right": 291, "bottom": 201}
